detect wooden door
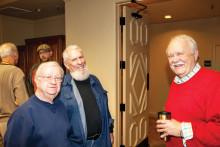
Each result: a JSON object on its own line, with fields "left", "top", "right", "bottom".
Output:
{"left": 120, "top": 6, "right": 149, "bottom": 147}
{"left": 17, "top": 45, "right": 28, "bottom": 77}
{"left": 25, "top": 35, "right": 65, "bottom": 77}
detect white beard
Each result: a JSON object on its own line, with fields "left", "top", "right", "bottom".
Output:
{"left": 71, "top": 66, "right": 90, "bottom": 81}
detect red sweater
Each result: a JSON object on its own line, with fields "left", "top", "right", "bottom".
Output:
{"left": 165, "top": 67, "right": 220, "bottom": 147}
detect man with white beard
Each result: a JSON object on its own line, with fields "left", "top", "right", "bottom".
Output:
{"left": 58, "top": 45, "right": 114, "bottom": 147}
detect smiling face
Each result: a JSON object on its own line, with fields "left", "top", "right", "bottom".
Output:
{"left": 64, "top": 49, "right": 90, "bottom": 81}
{"left": 35, "top": 64, "right": 63, "bottom": 103}
{"left": 167, "top": 40, "right": 198, "bottom": 78}
{"left": 65, "top": 49, "right": 86, "bottom": 73}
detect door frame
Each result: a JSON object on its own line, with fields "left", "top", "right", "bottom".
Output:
{"left": 116, "top": 1, "right": 130, "bottom": 147}
{"left": 212, "top": 43, "right": 220, "bottom": 71}
{"left": 116, "top": 1, "right": 149, "bottom": 146}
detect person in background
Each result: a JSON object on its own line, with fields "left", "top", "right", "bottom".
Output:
{"left": 27, "top": 44, "right": 53, "bottom": 96}
{"left": 0, "top": 43, "right": 29, "bottom": 147}
{"left": 58, "top": 45, "right": 114, "bottom": 147}
{"left": 4, "top": 61, "right": 70, "bottom": 147}
{"left": 156, "top": 35, "right": 220, "bottom": 147}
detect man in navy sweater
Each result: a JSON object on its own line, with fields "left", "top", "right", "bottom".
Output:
{"left": 4, "top": 61, "right": 71, "bottom": 147}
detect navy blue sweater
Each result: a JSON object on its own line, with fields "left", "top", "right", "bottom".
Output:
{"left": 4, "top": 95, "right": 70, "bottom": 147}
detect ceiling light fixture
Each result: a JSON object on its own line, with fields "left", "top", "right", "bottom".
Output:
{"left": 165, "top": 15, "right": 172, "bottom": 19}
{"left": 35, "top": 8, "right": 43, "bottom": 12}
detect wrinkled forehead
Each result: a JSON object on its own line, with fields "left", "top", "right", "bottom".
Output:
{"left": 167, "top": 40, "right": 190, "bottom": 53}
{"left": 39, "top": 65, "right": 62, "bottom": 75}
{"left": 68, "top": 49, "right": 83, "bottom": 58}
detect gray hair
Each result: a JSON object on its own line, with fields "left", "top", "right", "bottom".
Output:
{"left": 0, "top": 43, "right": 18, "bottom": 58}
{"left": 63, "top": 45, "right": 83, "bottom": 63}
{"left": 166, "top": 35, "right": 198, "bottom": 54}
{"left": 35, "top": 61, "right": 64, "bottom": 78}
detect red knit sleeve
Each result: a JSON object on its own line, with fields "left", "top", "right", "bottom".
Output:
{"left": 188, "top": 70, "right": 220, "bottom": 146}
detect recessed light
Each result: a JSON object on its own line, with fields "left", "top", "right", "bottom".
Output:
{"left": 165, "top": 15, "right": 172, "bottom": 19}
{"left": 35, "top": 8, "right": 43, "bottom": 12}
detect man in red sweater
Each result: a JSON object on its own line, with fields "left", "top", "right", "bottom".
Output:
{"left": 156, "top": 35, "right": 220, "bottom": 147}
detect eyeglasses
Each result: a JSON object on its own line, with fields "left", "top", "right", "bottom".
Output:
{"left": 38, "top": 49, "right": 51, "bottom": 55}
{"left": 37, "top": 76, "right": 63, "bottom": 82}
{"left": 38, "top": 51, "right": 49, "bottom": 55}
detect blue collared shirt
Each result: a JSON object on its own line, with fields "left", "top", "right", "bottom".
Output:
{"left": 174, "top": 63, "right": 201, "bottom": 84}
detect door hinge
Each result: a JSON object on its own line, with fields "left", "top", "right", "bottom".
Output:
{"left": 120, "top": 17, "right": 125, "bottom": 26}
{"left": 120, "top": 103, "right": 125, "bottom": 112}
{"left": 120, "top": 61, "right": 125, "bottom": 69}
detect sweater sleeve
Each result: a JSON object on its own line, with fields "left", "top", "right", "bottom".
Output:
{"left": 188, "top": 78, "right": 220, "bottom": 146}
{"left": 12, "top": 69, "right": 29, "bottom": 106}
{"left": 4, "top": 113, "right": 33, "bottom": 147}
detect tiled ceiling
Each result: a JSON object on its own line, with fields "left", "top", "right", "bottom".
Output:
{"left": 0, "top": 0, "right": 220, "bottom": 24}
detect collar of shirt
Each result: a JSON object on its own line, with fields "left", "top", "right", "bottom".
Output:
{"left": 174, "top": 63, "right": 201, "bottom": 84}
{"left": 0, "top": 62, "right": 10, "bottom": 65}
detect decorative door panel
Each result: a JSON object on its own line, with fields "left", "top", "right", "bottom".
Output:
{"left": 122, "top": 6, "right": 149, "bottom": 147}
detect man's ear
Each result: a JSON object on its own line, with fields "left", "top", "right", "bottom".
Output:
{"left": 34, "top": 78, "right": 39, "bottom": 87}
{"left": 14, "top": 52, "right": 18, "bottom": 59}
{"left": 13, "top": 52, "right": 19, "bottom": 65}
{"left": 14, "top": 52, "right": 17, "bottom": 57}
{"left": 194, "top": 50, "right": 199, "bottom": 61}
{"left": 50, "top": 51, "right": 53, "bottom": 56}
{"left": 64, "top": 62, "right": 69, "bottom": 70}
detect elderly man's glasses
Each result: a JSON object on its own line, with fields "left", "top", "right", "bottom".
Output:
{"left": 37, "top": 76, "right": 63, "bottom": 82}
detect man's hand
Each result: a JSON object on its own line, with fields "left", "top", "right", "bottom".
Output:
{"left": 156, "top": 119, "right": 182, "bottom": 138}
{"left": 110, "top": 133, "right": 114, "bottom": 144}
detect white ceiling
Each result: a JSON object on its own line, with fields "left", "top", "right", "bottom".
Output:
{"left": 0, "top": 0, "right": 220, "bottom": 24}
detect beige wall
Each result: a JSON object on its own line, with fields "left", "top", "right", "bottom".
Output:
{"left": 0, "top": 15, "right": 2, "bottom": 43}
{"left": 65, "top": 0, "right": 116, "bottom": 111}
{"left": 0, "top": 14, "right": 65, "bottom": 45}
{"left": 0, "top": 15, "right": 34, "bottom": 45}
{"left": 34, "top": 15, "right": 65, "bottom": 38}
{"left": 149, "top": 16, "right": 220, "bottom": 117}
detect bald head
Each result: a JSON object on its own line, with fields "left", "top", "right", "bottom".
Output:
{"left": 0, "top": 43, "right": 18, "bottom": 65}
